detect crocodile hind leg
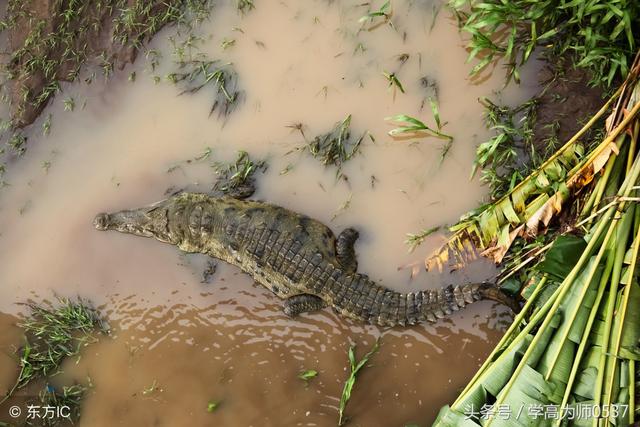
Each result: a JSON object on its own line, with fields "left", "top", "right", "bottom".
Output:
{"left": 336, "top": 228, "right": 359, "bottom": 273}
{"left": 283, "top": 294, "right": 326, "bottom": 317}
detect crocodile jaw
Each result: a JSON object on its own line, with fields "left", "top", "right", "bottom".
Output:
{"left": 93, "top": 205, "right": 171, "bottom": 243}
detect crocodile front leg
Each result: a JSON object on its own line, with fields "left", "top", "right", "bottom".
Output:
{"left": 336, "top": 228, "right": 359, "bottom": 273}
{"left": 283, "top": 294, "right": 326, "bottom": 317}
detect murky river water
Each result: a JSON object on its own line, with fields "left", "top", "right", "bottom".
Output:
{"left": 0, "top": 1, "right": 538, "bottom": 425}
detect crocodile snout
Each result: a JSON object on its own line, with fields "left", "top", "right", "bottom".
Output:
{"left": 93, "top": 213, "right": 110, "bottom": 230}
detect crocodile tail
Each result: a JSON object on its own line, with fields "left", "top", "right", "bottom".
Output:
{"left": 474, "top": 282, "right": 521, "bottom": 313}
{"left": 414, "top": 282, "right": 520, "bottom": 324}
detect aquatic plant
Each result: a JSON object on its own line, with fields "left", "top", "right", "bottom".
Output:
{"left": 382, "top": 71, "right": 405, "bottom": 94}
{"left": 338, "top": 339, "right": 380, "bottom": 426}
{"left": 8, "top": 132, "right": 27, "bottom": 155}
{"left": 212, "top": 150, "right": 266, "bottom": 198}
{"left": 1, "top": 298, "right": 108, "bottom": 404}
{"left": 387, "top": 99, "right": 454, "bottom": 168}
{"left": 358, "top": 1, "right": 393, "bottom": 30}
{"left": 36, "top": 383, "right": 88, "bottom": 426}
{"left": 207, "top": 400, "right": 221, "bottom": 412}
{"left": 387, "top": 113, "right": 451, "bottom": 140}
{"left": 167, "top": 59, "right": 244, "bottom": 118}
{"left": 236, "top": 0, "right": 255, "bottom": 14}
{"left": 307, "top": 115, "right": 366, "bottom": 172}
{"left": 297, "top": 369, "right": 318, "bottom": 382}
{"left": 450, "top": 0, "right": 640, "bottom": 86}
{"left": 433, "top": 55, "right": 640, "bottom": 427}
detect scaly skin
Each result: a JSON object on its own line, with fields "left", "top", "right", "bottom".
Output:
{"left": 94, "top": 192, "right": 517, "bottom": 326}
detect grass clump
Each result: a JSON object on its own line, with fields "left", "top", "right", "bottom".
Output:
{"left": 338, "top": 339, "right": 380, "bottom": 426}
{"left": 4, "top": 298, "right": 108, "bottom": 397}
{"left": 450, "top": 0, "right": 640, "bottom": 86}
{"left": 0, "top": 0, "right": 213, "bottom": 133}
{"left": 213, "top": 150, "right": 266, "bottom": 198}
{"left": 35, "top": 383, "right": 88, "bottom": 426}
{"left": 236, "top": 0, "right": 255, "bottom": 14}
{"left": 168, "top": 59, "right": 244, "bottom": 119}
{"left": 307, "top": 115, "right": 366, "bottom": 172}
{"left": 472, "top": 96, "right": 540, "bottom": 199}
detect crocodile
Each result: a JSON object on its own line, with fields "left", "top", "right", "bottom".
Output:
{"left": 94, "top": 192, "right": 517, "bottom": 326}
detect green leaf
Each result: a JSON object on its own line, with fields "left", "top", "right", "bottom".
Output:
{"left": 619, "top": 281, "right": 640, "bottom": 361}
{"left": 489, "top": 365, "right": 555, "bottom": 427}
{"left": 207, "top": 400, "right": 220, "bottom": 412}
{"left": 298, "top": 369, "right": 318, "bottom": 381}
{"left": 339, "top": 339, "right": 380, "bottom": 425}
{"left": 429, "top": 97, "right": 442, "bottom": 130}
{"left": 537, "top": 235, "right": 588, "bottom": 281}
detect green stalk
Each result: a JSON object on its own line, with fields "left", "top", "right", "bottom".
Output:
{"left": 602, "top": 220, "right": 640, "bottom": 424}
{"left": 593, "top": 156, "right": 640, "bottom": 425}
{"left": 544, "top": 220, "right": 619, "bottom": 385}
{"left": 588, "top": 148, "right": 618, "bottom": 219}
{"left": 630, "top": 360, "right": 636, "bottom": 424}
{"left": 451, "top": 275, "right": 548, "bottom": 406}
{"left": 554, "top": 231, "right": 618, "bottom": 426}
{"left": 626, "top": 121, "right": 638, "bottom": 174}
{"left": 579, "top": 101, "right": 640, "bottom": 175}
{"left": 581, "top": 170, "right": 607, "bottom": 217}
{"left": 541, "top": 204, "right": 628, "bottom": 380}
{"left": 484, "top": 218, "right": 612, "bottom": 425}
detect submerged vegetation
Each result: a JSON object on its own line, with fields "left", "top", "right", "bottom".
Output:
{"left": 36, "top": 383, "right": 88, "bottom": 426}
{"left": 5, "top": 298, "right": 108, "bottom": 395}
{"left": 167, "top": 59, "right": 244, "bottom": 118}
{"left": 338, "top": 339, "right": 380, "bottom": 426}
{"left": 387, "top": 98, "right": 454, "bottom": 168}
{"left": 307, "top": 115, "right": 366, "bottom": 174}
{"left": 0, "top": 299, "right": 105, "bottom": 425}
{"left": 358, "top": 1, "right": 393, "bottom": 29}
{"left": 0, "top": 298, "right": 107, "bottom": 426}
{"left": 212, "top": 150, "right": 266, "bottom": 198}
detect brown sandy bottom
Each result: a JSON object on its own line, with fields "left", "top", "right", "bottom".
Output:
{"left": 0, "top": 0, "right": 538, "bottom": 425}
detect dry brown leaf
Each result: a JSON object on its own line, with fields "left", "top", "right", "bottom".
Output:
{"left": 480, "top": 224, "right": 524, "bottom": 264}
{"left": 592, "top": 141, "right": 619, "bottom": 173}
{"left": 423, "top": 231, "right": 480, "bottom": 272}
{"left": 568, "top": 164, "right": 595, "bottom": 189}
{"left": 605, "top": 110, "right": 616, "bottom": 133}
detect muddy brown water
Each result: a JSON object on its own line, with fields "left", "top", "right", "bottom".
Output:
{"left": 0, "top": 1, "right": 538, "bottom": 425}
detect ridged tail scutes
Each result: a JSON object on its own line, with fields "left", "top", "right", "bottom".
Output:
{"left": 412, "top": 282, "right": 519, "bottom": 326}
{"left": 363, "top": 282, "right": 519, "bottom": 327}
